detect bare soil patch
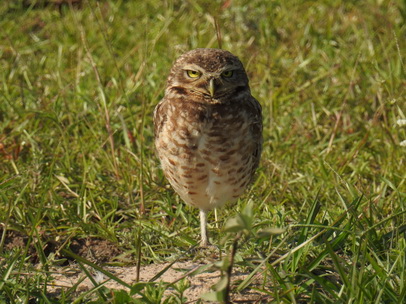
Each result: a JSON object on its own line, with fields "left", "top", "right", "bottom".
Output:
{"left": 49, "top": 261, "right": 267, "bottom": 303}
{"left": 2, "top": 230, "right": 267, "bottom": 302}
{"left": 1, "top": 229, "right": 122, "bottom": 264}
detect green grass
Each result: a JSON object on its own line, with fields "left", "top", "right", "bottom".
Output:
{"left": 1, "top": 0, "right": 405, "bottom": 303}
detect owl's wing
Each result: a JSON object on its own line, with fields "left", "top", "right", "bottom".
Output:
{"left": 248, "top": 96, "right": 263, "bottom": 171}
{"left": 153, "top": 98, "right": 167, "bottom": 139}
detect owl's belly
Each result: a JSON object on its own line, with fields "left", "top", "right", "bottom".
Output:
{"left": 157, "top": 119, "right": 256, "bottom": 211}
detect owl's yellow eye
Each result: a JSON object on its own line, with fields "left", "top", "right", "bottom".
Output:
{"left": 221, "top": 70, "right": 234, "bottom": 78}
{"left": 186, "top": 70, "right": 201, "bottom": 78}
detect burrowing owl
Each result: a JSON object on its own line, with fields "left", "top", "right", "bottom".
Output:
{"left": 154, "top": 48, "right": 262, "bottom": 247}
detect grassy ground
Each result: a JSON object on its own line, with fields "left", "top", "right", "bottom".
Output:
{"left": 1, "top": 0, "right": 405, "bottom": 303}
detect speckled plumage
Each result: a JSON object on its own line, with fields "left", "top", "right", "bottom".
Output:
{"left": 154, "top": 48, "right": 262, "bottom": 246}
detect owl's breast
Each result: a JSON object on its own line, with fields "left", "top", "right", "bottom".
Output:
{"left": 155, "top": 101, "right": 259, "bottom": 211}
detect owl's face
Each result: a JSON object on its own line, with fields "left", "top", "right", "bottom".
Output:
{"left": 166, "top": 48, "right": 250, "bottom": 102}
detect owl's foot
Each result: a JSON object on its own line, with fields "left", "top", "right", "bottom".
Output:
{"left": 199, "top": 239, "right": 217, "bottom": 249}
{"left": 191, "top": 242, "right": 219, "bottom": 261}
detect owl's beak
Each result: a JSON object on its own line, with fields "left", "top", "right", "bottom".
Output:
{"left": 208, "top": 78, "right": 215, "bottom": 97}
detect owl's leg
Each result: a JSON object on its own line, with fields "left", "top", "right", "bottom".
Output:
{"left": 199, "top": 209, "right": 210, "bottom": 247}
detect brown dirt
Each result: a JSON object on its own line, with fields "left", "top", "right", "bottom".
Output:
{"left": 3, "top": 230, "right": 26, "bottom": 250}
{"left": 69, "top": 237, "right": 122, "bottom": 263}
{"left": 1, "top": 229, "right": 122, "bottom": 264}
{"left": 49, "top": 261, "right": 267, "bottom": 303}
{"left": 2, "top": 230, "right": 268, "bottom": 302}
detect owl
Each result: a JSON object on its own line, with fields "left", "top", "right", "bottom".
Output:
{"left": 154, "top": 48, "right": 262, "bottom": 247}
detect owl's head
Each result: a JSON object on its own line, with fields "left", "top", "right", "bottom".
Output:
{"left": 166, "top": 48, "right": 250, "bottom": 101}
